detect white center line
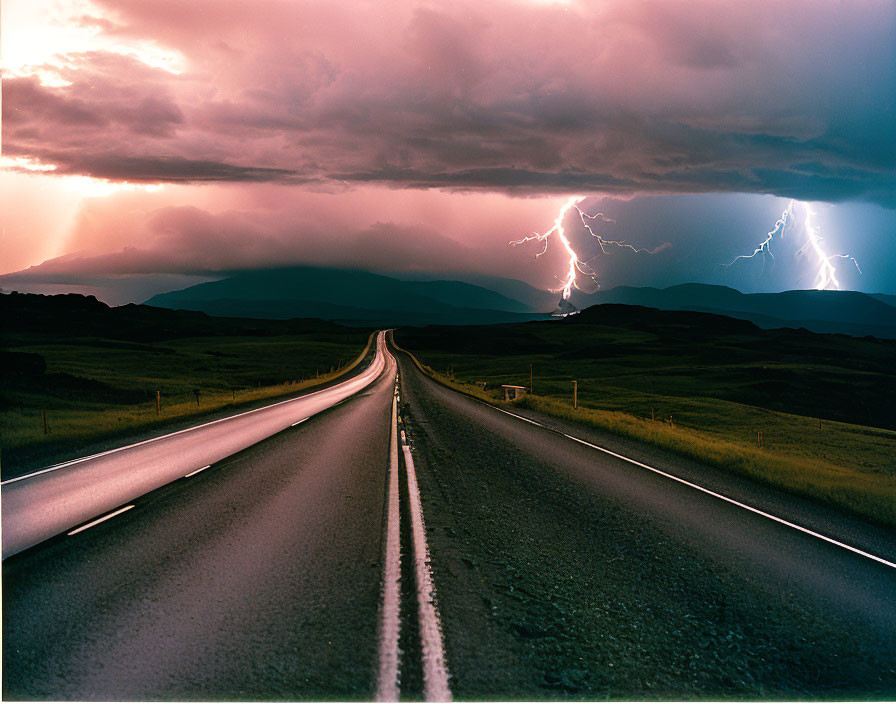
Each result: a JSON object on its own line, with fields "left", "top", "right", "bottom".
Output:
{"left": 375, "top": 382, "right": 402, "bottom": 702}
{"left": 403, "top": 439, "right": 452, "bottom": 701}
{"left": 184, "top": 465, "right": 211, "bottom": 478}
{"left": 67, "top": 505, "right": 135, "bottom": 536}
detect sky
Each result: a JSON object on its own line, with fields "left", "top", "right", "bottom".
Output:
{"left": 2, "top": 0, "right": 895, "bottom": 304}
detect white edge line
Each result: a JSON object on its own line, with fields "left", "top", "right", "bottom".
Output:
{"left": 556, "top": 432, "right": 896, "bottom": 571}
{"left": 2, "top": 334, "right": 384, "bottom": 486}
{"left": 493, "top": 405, "right": 544, "bottom": 427}
{"left": 291, "top": 417, "right": 310, "bottom": 427}
{"left": 399, "top": 347, "right": 896, "bottom": 571}
{"left": 184, "top": 464, "right": 211, "bottom": 478}
{"left": 67, "top": 505, "right": 134, "bottom": 536}
{"left": 375, "top": 381, "right": 402, "bottom": 702}
{"left": 473, "top": 399, "right": 896, "bottom": 572}
{"left": 402, "top": 439, "right": 452, "bottom": 701}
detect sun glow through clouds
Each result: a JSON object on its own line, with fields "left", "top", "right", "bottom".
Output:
{"left": 2, "top": 0, "right": 184, "bottom": 86}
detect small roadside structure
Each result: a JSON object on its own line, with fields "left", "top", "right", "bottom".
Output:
{"left": 501, "top": 384, "right": 528, "bottom": 401}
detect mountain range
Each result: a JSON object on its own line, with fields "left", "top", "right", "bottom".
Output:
{"left": 569, "top": 284, "right": 896, "bottom": 339}
{"left": 141, "top": 267, "right": 896, "bottom": 338}
{"left": 144, "top": 267, "right": 549, "bottom": 327}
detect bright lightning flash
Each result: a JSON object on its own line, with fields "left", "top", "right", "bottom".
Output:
{"left": 511, "top": 196, "right": 654, "bottom": 303}
{"left": 797, "top": 204, "right": 862, "bottom": 290}
{"left": 725, "top": 200, "right": 861, "bottom": 290}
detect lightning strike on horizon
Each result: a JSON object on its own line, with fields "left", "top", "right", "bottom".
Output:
{"left": 796, "top": 203, "right": 862, "bottom": 289}
{"left": 510, "top": 197, "right": 656, "bottom": 309}
{"left": 724, "top": 200, "right": 861, "bottom": 290}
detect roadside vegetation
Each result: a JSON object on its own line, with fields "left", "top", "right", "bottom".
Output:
{"left": 0, "top": 292, "right": 372, "bottom": 468}
{"left": 393, "top": 307, "right": 896, "bottom": 529}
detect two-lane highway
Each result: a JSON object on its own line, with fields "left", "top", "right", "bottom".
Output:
{"left": 5, "top": 329, "right": 895, "bottom": 700}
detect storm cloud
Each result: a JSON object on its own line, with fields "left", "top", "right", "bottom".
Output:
{"left": 5, "top": 0, "right": 894, "bottom": 205}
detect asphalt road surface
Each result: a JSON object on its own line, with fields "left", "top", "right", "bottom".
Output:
{"left": 4, "top": 340, "right": 397, "bottom": 700}
{"left": 4, "top": 333, "right": 895, "bottom": 700}
{"left": 2, "top": 333, "right": 387, "bottom": 558}
{"left": 392, "top": 343, "right": 896, "bottom": 699}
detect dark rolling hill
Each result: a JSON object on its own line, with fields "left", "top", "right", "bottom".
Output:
{"left": 399, "top": 302, "right": 896, "bottom": 431}
{"left": 143, "top": 267, "right": 547, "bottom": 326}
{"left": 0, "top": 291, "right": 363, "bottom": 344}
{"left": 570, "top": 283, "right": 896, "bottom": 338}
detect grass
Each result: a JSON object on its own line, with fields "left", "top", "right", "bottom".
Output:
{"left": 1, "top": 332, "right": 373, "bottom": 461}
{"left": 393, "top": 317, "right": 896, "bottom": 529}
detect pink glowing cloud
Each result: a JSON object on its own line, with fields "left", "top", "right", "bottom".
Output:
{"left": 2, "top": 0, "right": 894, "bottom": 301}
{"left": 3, "top": 0, "right": 893, "bottom": 203}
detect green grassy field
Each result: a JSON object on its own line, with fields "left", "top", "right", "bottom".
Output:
{"left": 394, "top": 308, "right": 896, "bottom": 528}
{"left": 0, "top": 294, "right": 373, "bottom": 465}
{"left": 2, "top": 335, "right": 370, "bottom": 454}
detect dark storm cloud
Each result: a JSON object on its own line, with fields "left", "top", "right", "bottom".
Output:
{"left": 4, "top": 0, "right": 893, "bottom": 206}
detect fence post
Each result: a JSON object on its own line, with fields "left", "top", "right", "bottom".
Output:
{"left": 573, "top": 380, "right": 578, "bottom": 409}
{"left": 42, "top": 409, "right": 48, "bottom": 435}
{"left": 156, "top": 390, "right": 161, "bottom": 415}
{"left": 530, "top": 364, "right": 533, "bottom": 394}
{"left": 193, "top": 389, "right": 200, "bottom": 407}
{"left": 758, "top": 430, "right": 763, "bottom": 448}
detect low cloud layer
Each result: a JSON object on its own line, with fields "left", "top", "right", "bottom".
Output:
{"left": 5, "top": 0, "right": 894, "bottom": 205}
{"left": 7, "top": 187, "right": 894, "bottom": 304}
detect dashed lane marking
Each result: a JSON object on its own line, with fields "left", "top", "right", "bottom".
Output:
{"left": 67, "top": 505, "right": 135, "bottom": 536}
{"left": 184, "top": 465, "right": 211, "bottom": 478}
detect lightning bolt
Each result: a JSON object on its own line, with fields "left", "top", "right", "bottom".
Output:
{"left": 724, "top": 200, "right": 861, "bottom": 290}
{"left": 511, "top": 196, "right": 656, "bottom": 305}
{"left": 795, "top": 203, "right": 862, "bottom": 290}
{"left": 724, "top": 201, "right": 794, "bottom": 274}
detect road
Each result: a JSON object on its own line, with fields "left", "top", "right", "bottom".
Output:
{"left": 4, "top": 335, "right": 398, "bottom": 700}
{"left": 4, "top": 334, "right": 895, "bottom": 700}
{"left": 391, "top": 343, "right": 896, "bottom": 699}
{"left": 1, "top": 332, "right": 387, "bottom": 558}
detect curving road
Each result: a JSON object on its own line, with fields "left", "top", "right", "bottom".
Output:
{"left": 1, "top": 332, "right": 389, "bottom": 558}
{"left": 4, "top": 334, "right": 398, "bottom": 700}
{"left": 4, "top": 332, "right": 895, "bottom": 700}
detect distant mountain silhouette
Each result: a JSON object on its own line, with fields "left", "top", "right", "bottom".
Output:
{"left": 569, "top": 283, "right": 896, "bottom": 339}
{"left": 384, "top": 271, "right": 558, "bottom": 312}
{"left": 143, "top": 267, "right": 547, "bottom": 326}
{"left": 870, "top": 292, "right": 896, "bottom": 308}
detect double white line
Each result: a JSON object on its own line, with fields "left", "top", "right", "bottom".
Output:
{"left": 376, "top": 374, "right": 451, "bottom": 702}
